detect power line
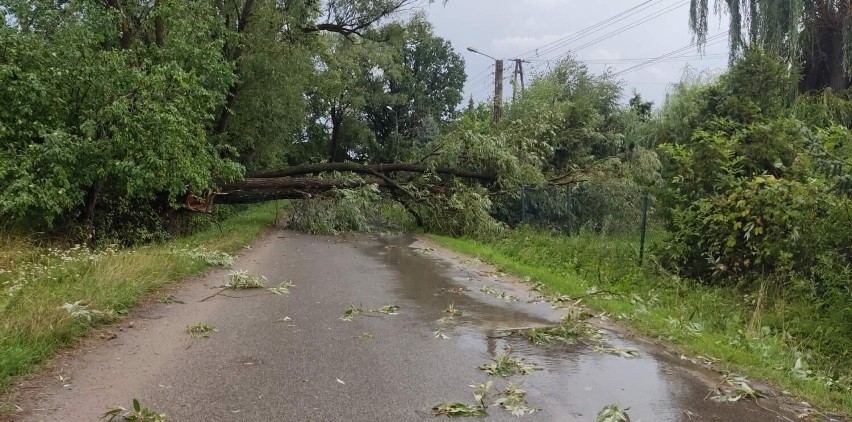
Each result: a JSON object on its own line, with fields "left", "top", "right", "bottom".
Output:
{"left": 613, "top": 32, "right": 729, "bottom": 76}
{"left": 532, "top": 0, "right": 689, "bottom": 64}
{"left": 515, "top": 0, "right": 663, "bottom": 59}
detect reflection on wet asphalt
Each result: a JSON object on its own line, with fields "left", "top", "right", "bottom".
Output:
{"left": 18, "top": 231, "right": 800, "bottom": 421}
{"left": 366, "top": 234, "right": 793, "bottom": 421}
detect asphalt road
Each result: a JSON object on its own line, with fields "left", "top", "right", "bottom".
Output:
{"left": 15, "top": 230, "right": 801, "bottom": 421}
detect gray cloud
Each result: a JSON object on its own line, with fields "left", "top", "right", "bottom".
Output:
{"left": 425, "top": 0, "right": 729, "bottom": 107}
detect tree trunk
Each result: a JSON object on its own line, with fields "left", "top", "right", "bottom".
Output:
{"left": 213, "top": 0, "right": 256, "bottom": 135}
{"left": 328, "top": 108, "right": 343, "bottom": 163}
{"left": 154, "top": 0, "right": 165, "bottom": 47}
{"left": 246, "top": 162, "right": 495, "bottom": 182}
{"left": 801, "top": 14, "right": 850, "bottom": 92}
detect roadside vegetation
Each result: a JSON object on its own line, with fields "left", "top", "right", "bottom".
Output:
{"left": 419, "top": 42, "right": 852, "bottom": 417}
{"left": 0, "top": 203, "right": 279, "bottom": 402}
{"left": 3, "top": 0, "right": 852, "bottom": 419}
{"left": 431, "top": 228, "right": 852, "bottom": 414}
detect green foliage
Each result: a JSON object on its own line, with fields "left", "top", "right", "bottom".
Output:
{"left": 102, "top": 398, "right": 166, "bottom": 421}
{"left": 596, "top": 404, "right": 631, "bottom": 422}
{"left": 430, "top": 230, "right": 852, "bottom": 414}
{"left": 652, "top": 49, "right": 852, "bottom": 387}
{"left": 656, "top": 51, "right": 830, "bottom": 285}
{"left": 287, "top": 185, "right": 382, "bottom": 235}
{"left": 0, "top": 0, "right": 240, "bottom": 229}
{"left": 0, "top": 203, "right": 279, "bottom": 391}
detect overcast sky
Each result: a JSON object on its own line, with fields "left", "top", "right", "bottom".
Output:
{"left": 423, "top": 0, "right": 729, "bottom": 107}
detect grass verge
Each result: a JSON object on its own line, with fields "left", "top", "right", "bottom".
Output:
{"left": 430, "top": 226, "right": 852, "bottom": 416}
{"left": 0, "top": 203, "right": 280, "bottom": 409}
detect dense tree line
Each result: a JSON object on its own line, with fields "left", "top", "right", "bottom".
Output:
{"left": 0, "top": 0, "right": 468, "bottom": 240}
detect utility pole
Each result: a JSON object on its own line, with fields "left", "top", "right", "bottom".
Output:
{"left": 511, "top": 59, "right": 527, "bottom": 103}
{"left": 466, "top": 47, "right": 504, "bottom": 124}
{"left": 493, "top": 59, "right": 504, "bottom": 123}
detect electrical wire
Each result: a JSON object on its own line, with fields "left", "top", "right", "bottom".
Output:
{"left": 515, "top": 0, "right": 663, "bottom": 59}
{"left": 532, "top": 0, "right": 689, "bottom": 63}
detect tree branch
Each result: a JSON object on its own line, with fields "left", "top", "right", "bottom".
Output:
{"left": 246, "top": 162, "right": 495, "bottom": 182}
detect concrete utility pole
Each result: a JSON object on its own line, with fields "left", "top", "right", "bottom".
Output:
{"left": 493, "top": 59, "right": 503, "bottom": 123}
{"left": 467, "top": 47, "right": 504, "bottom": 124}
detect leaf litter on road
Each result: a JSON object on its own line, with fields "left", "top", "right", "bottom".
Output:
{"left": 478, "top": 348, "right": 540, "bottom": 377}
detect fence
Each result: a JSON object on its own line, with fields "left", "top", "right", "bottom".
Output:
{"left": 491, "top": 184, "right": 659, "bottom": 264}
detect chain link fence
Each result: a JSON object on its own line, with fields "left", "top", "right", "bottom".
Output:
{"left": 492, "top": 184, "right": 661, "bottom": 263}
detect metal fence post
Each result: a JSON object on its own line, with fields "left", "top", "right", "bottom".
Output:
{"left": 639, "top": 191, "right": 649, "bottom": 265}
{"left": 566, "top": 187, "right": 573, "bottom": 235}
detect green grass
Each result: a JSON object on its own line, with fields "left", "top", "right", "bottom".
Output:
{"left": 430, "top": 226, "right": 852, "bottom": 416}
{"left": 0, "top": 203, "right": 280, "bottom": 406}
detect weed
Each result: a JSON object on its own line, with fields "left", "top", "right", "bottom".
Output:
{"left": 225, "top": 270, "right": 266, "bottom": 289}
{"left": 0, "top": 204, "right": 279, "bottom": 394}
{"left": 596, "top": 403, "right": 631, "bottom": 422}
{"left": 186, "top": 323, "right": 217, "bottom": 339}
{"left": 267, "top": 281, "right": 294, "bottom": 295}
{"left": 102, "top": 399, "right": 166, "bottom": 421}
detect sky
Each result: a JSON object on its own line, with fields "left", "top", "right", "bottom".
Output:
{"left": 423, "top": 0, "right": 730, "bottom": 107}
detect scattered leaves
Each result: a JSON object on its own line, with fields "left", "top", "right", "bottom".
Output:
{"left": 444, "top": 303, "right": 462, "bottom": 317}
{"left": 186, "top": 323, "right": 217, "bottom": 339}
{"left": 708, "top": 374, "right": 766, "bottom": 402}
{"left": 434, "top": 327, "right": 450, "bottom": 340}
{"left": 267, "top": 281, "right": 294, "bottom": 295}
{"left": 431, "top": 402, "right": 487, "bottom": 417}
{"left": 156, "top": 295, "right": 183, "bottom": 304}
{"left": 379, "top": 305, "right": 400, "bottom": 315}
{"left": 494, "top": 383, "right": 540, "bottom": 416}
{"left": 102, "top": 399, "right": 166, "bottom": 421}
{"left": 225, "top": 270, "right": 266, "bottom": 289}
{"left": 59, "top": 301, "right": 112, "bottom": 321}
{"left": 341, "top": 305, "right": 365, "bottom": 321}
{"left": 594, "top": 346, "right": 641, "bottom": 358}
{"left": 596, "top": 403, "right": 631, "bottom": 422}
{"left": 478, "top": 350, "right": 540, "bottom": 377}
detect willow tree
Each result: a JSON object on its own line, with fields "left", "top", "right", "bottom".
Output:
{"left": 689, "top": 0, "right": 851, "bottom": 91}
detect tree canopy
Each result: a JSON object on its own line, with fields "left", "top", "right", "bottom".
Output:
{"left": 689, "top": 0, "right": 852, "bottom": 91}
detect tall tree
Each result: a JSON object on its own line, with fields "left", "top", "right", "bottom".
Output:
{"left": 689, "top": 0, "right": 852, "bottom": 92}
{"left": 364, "top": 15, "right": 466, "bottom": 163}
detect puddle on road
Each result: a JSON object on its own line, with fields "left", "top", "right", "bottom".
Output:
{"left": 364, "top": 235, "right": 797, "bottom": 422}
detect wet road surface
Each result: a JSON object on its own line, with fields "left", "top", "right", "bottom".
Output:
{"left": 15, "top": 230, "right": 799, "bottom": 421}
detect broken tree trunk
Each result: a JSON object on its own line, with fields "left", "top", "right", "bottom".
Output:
{"left": 215, "top": 176, "right": 391, "bottom": 204}
{"left": 246, "top": 162, "right": 495, "bottom": 182}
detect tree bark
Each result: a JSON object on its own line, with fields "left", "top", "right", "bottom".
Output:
{"left": 215, "top": 177, "right": 390, "bottom": 204}
{"left": 328, "top": 107, "right": 343, "bottom": 162}
{"left": 213, "top": 0, "right": 256, "bottom": 135}
{"left": 154, "top": 0, "right": 165, "bottom": 47}
{"left": 246, "top": 162, "right": 495, "bottom": 182}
